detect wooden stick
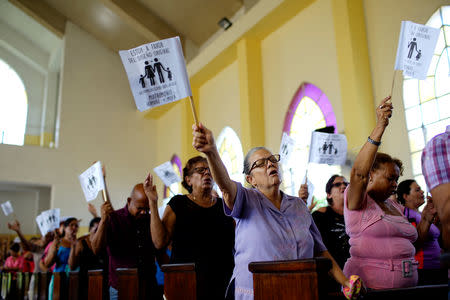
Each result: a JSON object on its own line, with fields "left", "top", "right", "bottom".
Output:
{"left": 189, "top": 96, "right": 199, "bottom": 125}
{"left": 389, "top": 70, "right": 396, "bottom": 103}
{"left": 102, "top": 189, "right": 108, "bottom": 203}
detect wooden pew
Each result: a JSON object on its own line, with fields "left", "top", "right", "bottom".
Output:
{"left": 87, "top": 270, "right": 103, "bottom": 300}
{"left": 249, "top": 258, "right": 448, "bottom": 300}
{"left": 249, "top": 258, "right": 332, "bottom": 300}
{"left": 15, "top": 272, "right": 30, "bottom": 299}
{"left": 161, "top": 263, "right": 197, "bottom": 300}
{"left": 29, "top": 272, "right": 40, "bottom": 300}
{"left": 68, "top": 271, "right": 79, "bottom": 300}
{"left": 53, "top": 272, "right": 69, "bottom": 300}
{"left": 0, "top": 272, "right": 11, "bottom": 300}
{"left": 38, "top": 272, "right": 51, "bottom": 300}
{"left": 362, "top": 284, "right": 448, "bottom": 300}
{"left": 117, "top": 268, "right": 139, "bottom": 300}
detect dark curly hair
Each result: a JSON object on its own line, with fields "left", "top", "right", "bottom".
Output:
{"left": 10, "top": 243, "right": 20, "bottom": 253}
{"left": 371, "top": 152, "right": 404, "bottom": 175}
{"left": 89, "top": 217, "right": 101, "bottom": 231}
{"left": 396, "top": 179, "right": 415, "bottom": 205}
{"left": 181, "top": 156, "right": 208, "bottom": 193}
{"left": 325, "top": 174, "right": 341, "bottom": 206}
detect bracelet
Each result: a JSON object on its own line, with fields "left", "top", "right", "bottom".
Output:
{"left": 367, "top": 136, "right": 381, "bottom": 146}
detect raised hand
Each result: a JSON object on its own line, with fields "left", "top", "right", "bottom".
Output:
{"left": 100, "top": 201, "right": 114, "bottom": 220}
{"left": 308, "top": 197, "right": 318, "bottom": 212}
{"left": 422, "top": 196, "right": 437, "bottom": 223}
{"left": 376, "top": 96, "right": 393, "bottom": 128}
{"left": 53, "top": 229, "right": 62, "bottom": 243}
{"left": 7, "top": 220, "right": 21, "bottom": 233}
{"left": 88, "top": 203, "right": 99, "bottom": 218}
{"left": 143, "top": 173, "right": 158, "bottom": 204}
{"left": 192, "top": 123, "right": 216, "bottom": 154}
{"left": 298, "top": 184, "right": 309, "bottom": 201}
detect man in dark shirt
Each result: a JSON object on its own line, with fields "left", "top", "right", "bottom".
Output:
{"left": 91, "top": 183, "right": 162, "bottom": 300}
{"left": 312, "top": 175, "right": 350, "bottom": 291}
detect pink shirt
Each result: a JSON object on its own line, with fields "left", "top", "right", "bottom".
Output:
{"left": 344, "top": 187, "right": 417, "bottom": 259}
{"left": 343, "top": 186, "right": 418, "bottom": 289}
{"left": 4, "top": 256, "right": 23, "bottom": 271}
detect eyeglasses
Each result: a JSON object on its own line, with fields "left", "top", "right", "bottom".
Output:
{"left": 247, "top": 154, "right": 281, "bottom": 174}
{"left": 331, "top": 181, "right": 349, "bottom": 188}
{"left": 192, "top": 167, "right": 210, "bottom": 175}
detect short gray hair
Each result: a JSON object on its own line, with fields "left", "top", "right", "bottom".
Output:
{"left": 243, "top": 146, "right": 272, "bottom": 175}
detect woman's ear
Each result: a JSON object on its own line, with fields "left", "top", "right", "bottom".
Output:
{"left": 246, "top": 174, "right": 255, "bottom": 188}
{"left": 368, "top": 170, "right": 374, "bottom": 182}
{"left": 403, "top": 193, "right": 410, "bottom": 202}
{"left": 185, "top": 175, "right": 191, "bottom": 187}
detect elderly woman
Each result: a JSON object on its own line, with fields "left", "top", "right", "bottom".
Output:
{"left": 145, "top": 156, "right": 235, "bottom": 300}
{"left": 191, "top": 124, "right": 349, "bottom": 300}
{"left": 344, "top": 96, "right": 419, "bottom": 289}
{"left": 397, "top": 180, "right": 446, "bottom": 285}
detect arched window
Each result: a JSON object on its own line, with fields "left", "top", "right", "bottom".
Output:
{"left": 403, "top": 6, "right": 450, "bottom": 191}
{"left": 216, "top": 127, "right": 244, "bottom": 185}
{"left": 163, "top": 154, "right": 183, "bottom": 198}
{"left": 0, "top": 59, "right": 28, "bottom": 146}
{"left": 282, "top": 82, "right": 341, "bottom": 205}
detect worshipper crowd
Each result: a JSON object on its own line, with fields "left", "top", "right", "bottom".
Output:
{"left": 0, "top": 97, "right": 449, "bottom": 300}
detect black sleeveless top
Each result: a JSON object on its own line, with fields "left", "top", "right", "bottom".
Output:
{"left": 168, "top": 194, "right": 235, "bottom": 299}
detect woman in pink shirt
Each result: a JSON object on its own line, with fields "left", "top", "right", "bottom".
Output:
{"left": 3, "top": 243, "right": 24, "bottom": 276}
{"left": 344, "top": 96, "right": 418, "bottom": 289}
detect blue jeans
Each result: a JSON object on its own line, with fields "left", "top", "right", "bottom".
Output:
{"left": 109, "top": 286, "right": 118, "bottom": 300}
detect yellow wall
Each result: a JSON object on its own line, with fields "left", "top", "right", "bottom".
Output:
{"left": 261, "top": 0, "right": 344, "bottom": 152}
{"left": 24, "top": 132, "right": 54, "bottom": 147}
{"left": 199, "top": 61, "right": 241, "bottom": 138}
{"left": 364, "top": 0, "right": 449, "bottom": 179}
{"left": 0, "top": 22, "right": 157, "bottom": 231}
{"left": 154, "top": 101, "right": 183, "bottom": 198}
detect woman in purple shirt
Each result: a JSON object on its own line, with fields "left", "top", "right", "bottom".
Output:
{"left": 192, "top": 123, "right": 350, "bottom": 300}
{"left": 397, "top": 179, "right": 446, "bottom": 285}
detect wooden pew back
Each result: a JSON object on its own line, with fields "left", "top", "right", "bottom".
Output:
{"left": 249, "top": 258, "right": 332, "bottom": 300}
{"left": 161, "top": 263, "right": 196, "bottom": 300}
{"left": 87, "top": 270, "right": 103, "bottom": 300}
{"left": 53, "top": 272, "right": 69, "bottom": 300}
{"left": 38, "top": 272, "right": 51, "bottom": 300}
{"left": 117, "top": 268, "right": 139, "bottom": 300}
{"left": 68, "top": 271, "right": 79, "bottom": 300}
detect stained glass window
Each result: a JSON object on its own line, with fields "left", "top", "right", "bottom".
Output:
{"left": 0, "top": 59, "right": 28, "bottom": 146}
{"left": 216, "top": 126, "right": 244, "bottom": 185}
{"left": 281, "top": 83, "right": 341, "bottom": 206}
{"left": 403, "top": 6, "right": 450, "bottom": 191}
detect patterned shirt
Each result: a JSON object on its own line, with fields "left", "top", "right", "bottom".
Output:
{"left": 421, "top": 125, "right": 450, "bottom": 190}
{"left": 224, "top": 182, "right": 327, "bottom": 300}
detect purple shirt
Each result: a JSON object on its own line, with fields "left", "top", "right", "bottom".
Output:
{"left": 224, "top": 182, "right": 327, "bottom": 300}
{"left": 106, "top": 205, "right": 157, "bottom": 289}
{"left": 404, "top": 207, "right": 442, "bottom": 269}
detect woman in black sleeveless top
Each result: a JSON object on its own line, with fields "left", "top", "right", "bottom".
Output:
{"left": 69, "top": 217, "right": 108, "bottom": 300}
{"left": 145, "top": 156, "right": 235, "bottom": 300}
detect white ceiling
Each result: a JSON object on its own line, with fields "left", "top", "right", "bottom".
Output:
{"left": 2, "top": 0, "right": 254, "bottom": 62}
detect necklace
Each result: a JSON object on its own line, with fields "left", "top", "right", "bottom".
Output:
{"left": 190, "top": 194, "right": 215, "bottom": 207}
